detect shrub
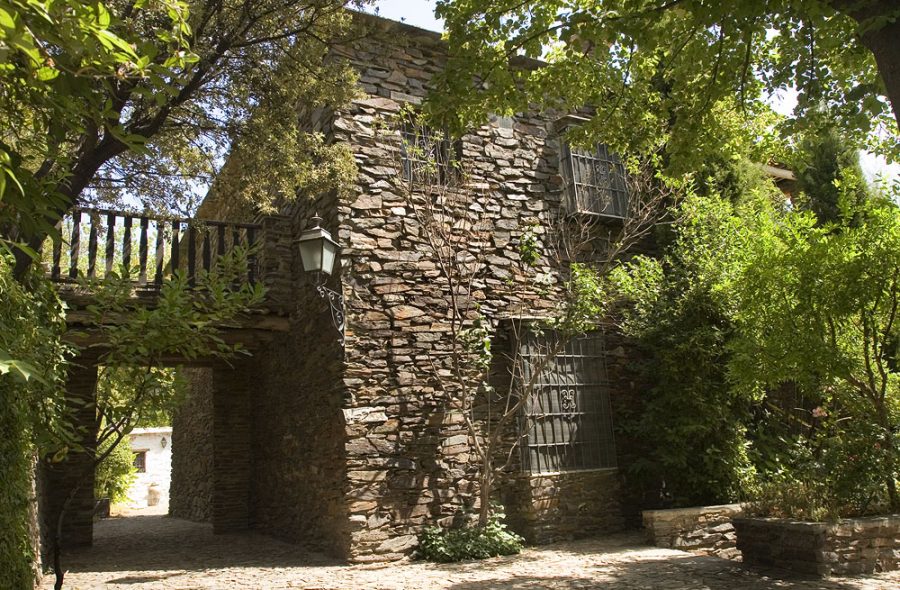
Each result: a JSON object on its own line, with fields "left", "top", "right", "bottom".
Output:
{"left": 746, "top": 476, "right": 840, "bottom": 522}
{"left": 418, "top": 511, "right": 524, "bottom": 562}
{"left": 94, "top": 433, "right": 137, "bottom": 504}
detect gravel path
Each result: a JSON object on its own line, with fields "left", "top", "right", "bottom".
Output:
{"left": 45, "top": 515, "right": 900, "bottom": 589}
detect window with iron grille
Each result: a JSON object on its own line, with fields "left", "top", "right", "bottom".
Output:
{"left": 519, "top": 330, "right": 617, "bottom": 474}
{"left": 133, "top": 450, "right": 147, "bottom": 473}
{"left": 560, "top": 142, "right": 629, "bottom": 218}
{"left": 400, "top": 121, "right": 456, "bottom": 185}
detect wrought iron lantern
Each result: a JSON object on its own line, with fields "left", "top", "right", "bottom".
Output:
{"left": 297, "top": 214, "right": 339, "bottom": 277}
{"left": 297, "top": 214, "right": 345, "bottom": 347}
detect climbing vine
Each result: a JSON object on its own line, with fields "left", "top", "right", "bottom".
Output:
{"left": 0, "top": 249, "right": 71, "bottom": 589}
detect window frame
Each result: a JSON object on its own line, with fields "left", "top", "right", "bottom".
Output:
{"left": 133, "top": 450, "right": 147, "bottom": 473}
{"left": 516, "top": 328, "right": 618, "bottom": 475}
{"left": 557, "top": 120, "right": 629, "bottom": 220}
{"left": 399, "top": 120, "right": 459, "bottom": 186}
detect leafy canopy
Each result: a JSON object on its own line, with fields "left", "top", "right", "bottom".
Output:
{"left": 1, "top": 0, "right": 366, "bottom": 273}
{"left": 432, "top": 0, "right": 899, "bottom": 172}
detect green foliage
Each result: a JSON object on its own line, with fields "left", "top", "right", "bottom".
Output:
{"left": 2, "top": 0, "right": 363, "bottom": 271}
{"left": 610, "top": 165, "right": 780, "bottom": 505}
{"left": 551, "top": 262, "right": 608, "bottom": 337}
{"left": 0, "top": 0, "right": 194, "bottom": 242}
{"left": 652, "top": 183, "right": 900, "bottom": 514}
{"left": 747, "top": 411, "right": 894, "bottom": 521}
{"left": 0, "top": 249, "right": 70, "bottom": 589}
{"left": 747, "top": 475, "right": 840, "bottom": 522}
{"left": 97, "top": 367, "right": 184, "bottom": 429}
{"left": 78, "top": 247, "right": 265, "bottom": 465}
{"left": 517, "top": 223, "right": 540, "bottom": 267}
{"left": 94, "top": 430, "right": 136, "bottom": 504}
{"left": 418, "top": 510, "right": 524, "bottom": 562}
{"left": 613, "top": 258, "right": 755, "bottom": 505}
{"left": 792, "top": 125, "right": 871, "bottom": 226}
{"left": 432, "top": 0, "right": 897, "bottom": 174}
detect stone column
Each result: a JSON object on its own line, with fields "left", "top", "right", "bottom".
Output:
{"left": 39, "top": 360, "right": 99, "bottom": 556}
{"left": 253, "top": 213, "right": 294, "bottom": 315}
{"left": 211, "top": 360, "right": 254, "bottom": 533}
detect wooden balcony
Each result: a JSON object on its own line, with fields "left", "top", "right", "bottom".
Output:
{"left": 47, "top": 207, "right": 261, "bottom": 288}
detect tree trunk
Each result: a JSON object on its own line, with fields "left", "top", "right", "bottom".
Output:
{"left": 11, "top": 137, "right": 126, "bottom": 280}
{"left": 479, "top": 454, "right": 492, "bottom": 527}
{"left": 830, "top": 0, "right": 900, "bottom": 132}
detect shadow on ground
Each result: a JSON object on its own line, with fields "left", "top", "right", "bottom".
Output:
{"left": 60, "top": 515, "right": 341, "bottom": 574}
{"left": 52, "top": 515, "right": 897, "bottom": 590}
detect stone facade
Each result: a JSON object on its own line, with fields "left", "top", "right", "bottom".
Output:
{"left": 171, "top": 13, "right": 640, "bottom": 562}
{"left": 734, "top": 516, "right": 900, "bottom": 576}
{"left": 504, "top": 470, "right": 625, "bottom": 544}
{"left": 642, "top": 503, "right": 743, "bottom": 557}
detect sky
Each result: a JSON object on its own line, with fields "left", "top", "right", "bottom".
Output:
{"left": 370, "top": 0, "right": 442, "bottom": 31}
{"left": 370, "top": 0, "right": 898, "bottom": 183}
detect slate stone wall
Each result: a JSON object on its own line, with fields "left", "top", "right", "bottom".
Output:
{"left": 642, "top": 503, "right": 743, "bottom": 556}
{"left": 503, "top": 470, "right": 625, "bottom": 544}
{"left": 249, "top": 316, "right": 351, "bottom": 556}
{"left": 211, "top": 361, "right": 255, "bottom": 533}
{"left": 325, "top": 18, "right": 631, "bottom": 560}
{"left": 734, "top": 515, "right": 900, "bottom": 576}
{"left": 38, "top": 360, "right": 98, "bottom": 557}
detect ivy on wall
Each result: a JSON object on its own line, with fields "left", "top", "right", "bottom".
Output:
{"left": 0, "top": 251, "right": 71, "bottom": 589}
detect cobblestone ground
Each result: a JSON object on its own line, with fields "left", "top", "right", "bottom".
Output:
{"left": 46, "top": 516, "right": 900, "bottom": 590}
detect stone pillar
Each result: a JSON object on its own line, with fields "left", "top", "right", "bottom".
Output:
{"left": 170, "top": 367, "right": 214, "bottom": 522}
{"left": 253, "top": 213, "right": 294, "bottom": 315}
{"left": 211, "top": 360, "right": 254, "bottom": 533}
{"left": 39, "top": 360, "right": 99, "bottom": 556}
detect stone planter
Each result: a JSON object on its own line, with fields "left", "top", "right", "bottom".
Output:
{"left": 733, "top": 515, "right": 900, "bottom": 576}
{"left": 642, "top": 503, "right": 743, "bottom": 556}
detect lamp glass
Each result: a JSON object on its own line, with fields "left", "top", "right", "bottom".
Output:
{"left": 321, "top": 238, "right": 338, "bottom": 277}
{"left": 298, "top": 234, "right": 324, "bottom": 273}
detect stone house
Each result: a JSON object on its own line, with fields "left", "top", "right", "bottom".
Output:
{"left": 169, "top": 13, "right": 643, "bottom": 562}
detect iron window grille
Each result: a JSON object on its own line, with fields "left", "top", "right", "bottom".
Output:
{"left": 518, "top": 330, "right": 618, "bottom": 474}
{"left": 399, "top": 121, "right": 457, "bottom": 185}
{"left": 133, "top": 450, "right": 147, "bottom": 473}
{"left": 560, "top": 142, "right": 629, "bottom": 219}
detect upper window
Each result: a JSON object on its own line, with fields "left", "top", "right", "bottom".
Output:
{"left": 518, "top": 330, "right": 618, "bottom": 474}
{"left": 560, "top": 142, "right": 629, "bottom": 218}
{"left": 399, "top": 121, "right": 457, "bottom": 185}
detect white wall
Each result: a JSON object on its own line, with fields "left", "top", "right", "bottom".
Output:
{"left": 126, "top": 427, "right": 172, "bottom": 508}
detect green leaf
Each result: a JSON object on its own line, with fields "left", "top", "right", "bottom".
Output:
{"left": 95, "top": 29, "right": 137, "bottom": 58}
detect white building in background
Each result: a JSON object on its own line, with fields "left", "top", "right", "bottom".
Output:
{"left": 126, "top": 427, "right": 172, "bottom": 510}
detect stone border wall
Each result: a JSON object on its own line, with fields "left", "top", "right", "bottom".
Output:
{"left": 734, "top": 515, "right": 900, "bottom": 576}
{"left": 642, "top": 504, "right": 743, "bottom": 556}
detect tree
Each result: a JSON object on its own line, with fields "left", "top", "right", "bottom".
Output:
{"left": 1, "top": 0, "right": 366, "bottom": 277}
{"left": 0, "top": 249, "right": 70, "bottom": 589}
{"left": 793, "top": 125, "right": 871, "bottom": 225}
{"left": 620, "top": 183, "right": 900, "bottom": 515}
{"left": 431, "top": 0, "right": 899, "bottom": 174}
{"left": 720, "top": 189, "right": 900, "bottom": 513}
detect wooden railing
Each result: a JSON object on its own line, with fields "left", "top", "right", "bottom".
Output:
{"left": 47, "top": 207, "right": 261, "bottom": 287}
